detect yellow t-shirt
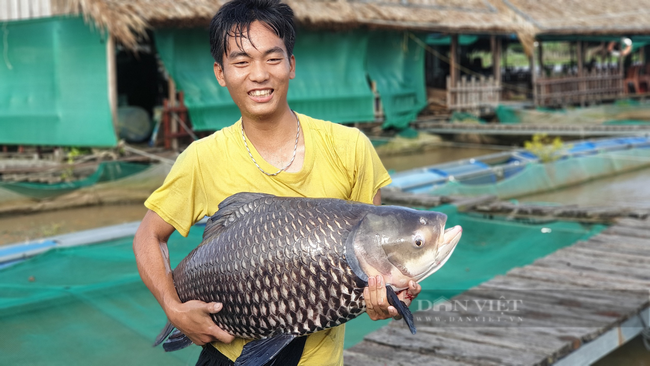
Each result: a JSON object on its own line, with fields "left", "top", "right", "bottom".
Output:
{"left": 145, "top": 113, "right": 391, "bottom": 365}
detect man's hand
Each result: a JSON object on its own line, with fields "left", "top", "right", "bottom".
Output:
{"left": 364, "top": 275, "right": 421, "bottom": 321}
{"left": 167, "top": 300, "right": 235, "bottom": 345}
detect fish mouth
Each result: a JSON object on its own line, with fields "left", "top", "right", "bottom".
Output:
{"left": 414, "top": 225, "right": 462, "bottom": 283}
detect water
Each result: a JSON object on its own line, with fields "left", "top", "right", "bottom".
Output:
{"left": 520, "top": 167, "right": 650, "bottom": 209}
{"left": 380, "top": 146, "right": 497, "bottom": 172}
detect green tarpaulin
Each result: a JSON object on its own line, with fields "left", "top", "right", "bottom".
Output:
{"left": 0, "top": 17, "right": 117, "bottom": 147}
{"left": 367, "top": 32, "right": 427, "bottom": 130}
{"left": 155, "top": 29, "right": 426, "bottom": 131}
{"left": 155, "top": 29, "right": 376, "bottom": 130}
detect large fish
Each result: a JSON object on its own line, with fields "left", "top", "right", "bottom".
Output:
{"left": 154, "top": 192, "right": 462, "bottom": 365}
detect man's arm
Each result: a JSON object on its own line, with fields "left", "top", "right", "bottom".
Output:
{"left": 365, "top": 190, "right": 422, "bottom": 321}
{"left": 133, "top": 210, "right": 235, "bottom": 345}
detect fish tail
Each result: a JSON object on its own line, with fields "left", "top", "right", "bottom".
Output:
{"left": 153, "top": 321, "right": 175, "bottom": 347}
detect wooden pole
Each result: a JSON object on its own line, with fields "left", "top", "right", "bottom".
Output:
{"left": 107, "top": 35, "right": 118, "bottom": 140}
{"left": 577, "top": 41, "right": 584, "bottom": 106}
{"left": 450, "top": 34, "right": 459, "bottom": 86}
{"left": 449, "top": 34, "right": 459, "bottom": 111}
{"left": 491, "top": 35, "right": 502, "bottom": 82}
{"left": 169, "top": 78, "right": 179, "bottom": 150}
{"left": 530, "top": 50, "right": 537, "bottom": 106}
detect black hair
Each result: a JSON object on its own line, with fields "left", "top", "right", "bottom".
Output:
{"left": 209, "top": 0, "right": 296, "bottom": 67}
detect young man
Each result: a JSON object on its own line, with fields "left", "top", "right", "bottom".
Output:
{"left": 133, "top": 0, "right": 421, "bottom": 365}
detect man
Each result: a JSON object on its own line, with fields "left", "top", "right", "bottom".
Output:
{"left": 133, "top": 0, "right": 421, "bottom": 365}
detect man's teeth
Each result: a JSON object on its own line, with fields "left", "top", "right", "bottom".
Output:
{"left": 249, "top": 89, "right": 272, "bottom": 97}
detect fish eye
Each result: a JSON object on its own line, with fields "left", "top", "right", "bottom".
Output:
{"left": 413, "top": 235, "right": 425, "bottom": 248}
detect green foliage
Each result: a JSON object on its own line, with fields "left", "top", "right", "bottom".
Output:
{"left": 524, "top": 133, "right": 568, "bottom": 163}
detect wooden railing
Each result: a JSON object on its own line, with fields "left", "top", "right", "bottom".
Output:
{"left": 447, "top": 76, "right": 501, "bottom": 113}
{"left": 534, "top": 68, "right": 623, "bottom": 107}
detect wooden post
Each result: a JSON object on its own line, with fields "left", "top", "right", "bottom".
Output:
{"left": 449, "top": 35, "right": 459, "bottom": 111}
{"left": 530, "top": 50, "right": 537, "bottom": 106}
{"left": 450, "top": 35, "right": 459, "bottom": 87}
{"left": 169, "top": 78, "right": 179, "bottom": 150}
{"left": 107, "top": 35, "right": 118, "bottom": 140}
{"left": 577, "top": 41, "right": 584, "bottom": 106}
{"left": 619, "top": 42, "right": 625, "bottom": 96}
{"left": 491, "top": 35, "right": 502, "bottom": 102}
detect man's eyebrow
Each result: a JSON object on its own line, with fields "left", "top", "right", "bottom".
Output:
{"left": 228, "top": 50, "right": 250, "bottom": 59}
{"left": 264, "top": 47, "right": 285, "bottom": 56}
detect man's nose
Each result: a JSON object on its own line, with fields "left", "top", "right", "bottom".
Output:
{"left": 249, "top": 60, "right": 269, "bottom": 82}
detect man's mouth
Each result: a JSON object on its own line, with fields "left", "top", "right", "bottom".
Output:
{"left": 248, "top": 89, "right": 274, "bottom": 97}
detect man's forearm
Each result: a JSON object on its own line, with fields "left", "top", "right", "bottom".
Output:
{"left": 134, "top": 235, "right": 181, "bottom": 315}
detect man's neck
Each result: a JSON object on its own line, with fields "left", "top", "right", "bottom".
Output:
{"left": 241, "top": 106, "right": 298, "bottom": 150}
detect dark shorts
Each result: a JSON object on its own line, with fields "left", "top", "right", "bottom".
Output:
{"left": 196, "top": 337, "right": 307, "bottom": 366}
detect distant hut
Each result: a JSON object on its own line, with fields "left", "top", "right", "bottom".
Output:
{"left": 502, "top": 0, "right": 650, "bottom": 107}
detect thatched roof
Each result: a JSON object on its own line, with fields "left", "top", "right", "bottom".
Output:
{"left": 54, "top": 0, "right": 532, "bottom": 50}
{"left": 503, "top": 0, "right": 650, "bottom": 36}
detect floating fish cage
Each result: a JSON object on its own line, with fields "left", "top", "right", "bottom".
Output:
{"left": 386, "top": 136, "right": 650, "bottom": 198}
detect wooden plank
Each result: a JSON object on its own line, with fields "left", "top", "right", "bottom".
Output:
{"left": 364, "top": 326, "right": 549, "bottom": 366}
{"left": 508, "top": 264, "right": 650, "bottom": 288}
{"left": 345, "top": 341, "right": 480, "bottom": 366}
{"left": 531, "top": 254, "right": 650, "bottom": 281}
{"left": 565, "top": 246, "right": 650, "bottom": 264}
{"left": 418, "top": 326, "right": 573, "bottom": 359}
{"left": 603, "top": 225, "right": 650, "bottom": 239}
{"left": 553, "top": 307, "right": 650, "bottom": 366}
{"left": 614, "top": 217, "right": 650, "bottom": 228}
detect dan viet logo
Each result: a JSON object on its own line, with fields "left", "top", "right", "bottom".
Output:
{"left": 414, "top": 296, "right": 524, "bottom": 324}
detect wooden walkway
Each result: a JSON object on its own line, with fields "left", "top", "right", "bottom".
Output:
{"left": 344, "top": 217, "right": 650, "bottom": 365}
{"left": 413, "top": 120, "right": 650, "bottom": 136}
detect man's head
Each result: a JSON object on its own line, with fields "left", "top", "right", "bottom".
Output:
{"left": 209, "top": 0, "right": 296, "bottom": 68}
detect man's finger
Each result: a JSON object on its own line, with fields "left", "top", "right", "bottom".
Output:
{"left": 207, "top": 302, "right": 223, "bottom": 313}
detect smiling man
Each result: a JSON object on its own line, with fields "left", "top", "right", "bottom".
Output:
{"left": 133, "top": 0, "right": 420, "bottom": 365}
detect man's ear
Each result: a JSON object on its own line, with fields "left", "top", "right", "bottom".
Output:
{"left": 214, "top": 62, "right": 227, "bottom": 87}
{"left": 289, "top": 54, "right": 296, "bottom": 80}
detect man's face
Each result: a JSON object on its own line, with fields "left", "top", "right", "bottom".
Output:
{"left": 214, "top": 21, "right": 295, "bottom": 120}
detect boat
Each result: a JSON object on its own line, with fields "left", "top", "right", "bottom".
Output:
{"left": 385, "top": 136, "right": 650, "bottom": 198}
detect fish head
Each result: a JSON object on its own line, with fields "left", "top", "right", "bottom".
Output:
{"left": 352, "top": 206, "right": 462, "bottom": 290}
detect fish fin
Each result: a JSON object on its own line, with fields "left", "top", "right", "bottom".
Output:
{"left": 234, "top": 334, "right": 296, "bottom": 366}
{"left": 153, "top": 321, "right": 175, "bottom": 347}
{"left": 202, "top": 192, "right": 275, "bottom": 241}
{"left": 162, "top": 329, "right": 193, "bottom": 352}
{"left": 386, "top": 285, "right": 416, "bottom": 335}
{"left": 343, "top": 219, "right": 369, "bottom": 286}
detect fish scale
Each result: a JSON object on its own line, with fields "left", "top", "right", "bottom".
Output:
{"left": 173, "top": 195, "right": 366, "bottom": 339}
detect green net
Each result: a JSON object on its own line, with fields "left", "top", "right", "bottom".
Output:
{"left": 367, "top": 32, "right": 428, "bottom": 130}
{"left": 0, "top": 162, "right": 152, "bottom": 200}
{"left": 155, "top": 29, "right": 376, "bottom": 130}
{"left": 427, "top": 149, "right": 650, "bottom": 199}
{"left": 0, "top": 17, "right": 117, "bottom": 147}
{"left": 0, "top": 206, "right": 605, "bottom": 363}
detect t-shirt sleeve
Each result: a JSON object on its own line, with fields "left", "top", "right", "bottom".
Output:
{"left": 144, "top": 143, "right": 208, "bottom": 237}
{"left": 349, "top": 131, "right": 392, "bottom": 204}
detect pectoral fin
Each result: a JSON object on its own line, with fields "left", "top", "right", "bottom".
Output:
{"left": 386, "top": 285, "right": 416, "bottom": 334}
{"left": 234, "top": 334, "right": 297, "bottom": 366}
